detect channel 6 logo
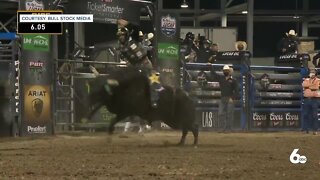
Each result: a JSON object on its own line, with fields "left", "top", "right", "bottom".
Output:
{"left": 289, "top": 149, "right": 307, "bottom": 164}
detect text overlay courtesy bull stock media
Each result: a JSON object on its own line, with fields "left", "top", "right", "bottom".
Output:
{"left": 17, "top": 11, "right": 93, "bottom": 34}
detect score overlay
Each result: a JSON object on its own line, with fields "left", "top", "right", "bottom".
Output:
{"left": 17, "top": 10, "right": 63, "bottom": 35}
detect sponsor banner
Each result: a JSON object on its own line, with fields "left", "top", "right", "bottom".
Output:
{"left": 23, "top": 34, "right": 50, "bottom": 52}
{"left": 252, "top": 111, "right": 300, "bottom": 128}
{"left": 22, "top": 85, "right": 52, "bottom": 135}
{"left": 156, "top": 12, "right": 180, "bottom": 87}
{"left": 158, "top": 42, "right": 179, "bottom": 59}
{"left": 19, "top": 0, "right": 54, "bottom": 136}
{"left": 197, "top": 110, "right": 221, "bottom": 130}
{"left": 21, "top": 0, "right": 46, "bottom": 10}
{"left": 256, "top": 100, "right": 301, "bottom": 106}
{"left": 68, "top": 0, "right": 141, "bottom": 25}
{"left": 157, "top": 12, "right": 180, "bottom": 42}
{"left": 276, "top": 53, "right": 309, "bottom": 68}
{"left": 215, "top": 51, "right": 251, "bottom": 65}
{"left": 196, "top": 109, "right": 241, "bottom": 130}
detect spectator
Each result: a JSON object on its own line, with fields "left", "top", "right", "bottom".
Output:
{"left": 181, "top": 32, "right": 197, "bottom": 62}
{"left": 208, "top": 43, "right": 219, "bottom": 63}
{"left": 195, "top": 37, "right": 214, "bottom": 63}
{"left": 277, "top": 29, "right": 300, "bottom": 55}
{"left": 302, "top": 68, "right": 319, "bottom": 135}
{"left": 312, "top": 52, "right": 320, "bottom": 67}
{"left": 210, "top": 65, "right": 240, "bottom": 132}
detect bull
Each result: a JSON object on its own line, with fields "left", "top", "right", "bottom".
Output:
{"left": 150, "top": 86, "right": 198, "bottom": 146}
{"left": 85, "top": 67, "right": 198, "bottom": 145}
{"left": 85, "top": 66, "right": 152, "bottom": 135}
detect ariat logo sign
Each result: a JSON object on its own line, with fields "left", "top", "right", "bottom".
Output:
{"left": 28, "top": 90, "right": 47, "bottom": 118}
{"left": 28, "top": 90, "right": 47, "bottom": 97}
{"left": 27, "top": 126, "right": 46, "bottom": 134}
{"left": 23, "top": 35, "right": 49, "bottom": 51}
{"left": 25, "top": 0, "right": 44, "bottom": 10}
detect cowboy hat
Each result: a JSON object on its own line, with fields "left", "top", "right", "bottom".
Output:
{"left": 222, "top": 64, "right": 234, "bottom": 73}
{"left": 147, "top": 33, "right": 154, "bottom": 40}
{"left": 223, "top": 65, "right": 231, "bottom": 70}
{"left": 235, "top": 41, "right": 247, "bottom": 51}
{"left": 139, "top": 31, "right": 144, "bottom": 36}
{"left": 286, "top": 29, "right": 297, "bottom": 36}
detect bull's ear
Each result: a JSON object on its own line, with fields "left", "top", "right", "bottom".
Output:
{"left": 104, "top": 84, "right": 113, "bottom": 95}
{"left": 107, "top": 79, "right": 119, "bottom": 86}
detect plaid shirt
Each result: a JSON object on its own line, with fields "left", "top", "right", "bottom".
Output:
{"left": 302, "top": 77, "right": 320, "bottom": 97}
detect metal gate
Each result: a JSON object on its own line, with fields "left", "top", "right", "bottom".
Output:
{"left": 0, "top": 33, "right": 19, "bottom": 136}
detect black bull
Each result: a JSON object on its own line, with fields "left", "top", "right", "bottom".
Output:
{"left": 84, "top": 67, "right": 198, "bottom": 145}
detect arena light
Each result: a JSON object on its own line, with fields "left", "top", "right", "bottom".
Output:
{"left": 181, "top": 0, "right": 188, "bottom": 8}
{"left": 241, "top": 10, "right": 248, "bottom": 14}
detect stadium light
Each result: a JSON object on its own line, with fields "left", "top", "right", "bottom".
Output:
{"left": 181, "top": 0, "right": 188, "bottom": 8}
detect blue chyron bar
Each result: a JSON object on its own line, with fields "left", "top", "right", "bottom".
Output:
{"left": 17, "top": 10, "right": 63, "bottom": 35}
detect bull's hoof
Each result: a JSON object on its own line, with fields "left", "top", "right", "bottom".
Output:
{"left": 193, "top": 145, "right": 198, "bottom": 149}
{"left": 177, "top": 142, "right": 185, "bottom": 146}
{"left": 119, "top": 134, "right": 129, "bottom": 138}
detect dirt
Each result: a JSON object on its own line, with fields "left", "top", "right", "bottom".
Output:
{"left": 0, "top": 131, "right": 319, "bottom": 180}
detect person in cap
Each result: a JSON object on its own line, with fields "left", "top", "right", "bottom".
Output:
{"left": 208, "top": 43, "right": 219, "bottom": 63}
{"left": 302, "top": 68, "right": 319, "bottom": 135}
{"left": 181, "top": 32, "right": 198, "bottom": 62}
{"left": 277, "top": 29, "right": 300, "bottom": 55}
{"left": 195, "top": 36, "right": 215, "bottom": 63}
{"left": 210, "top": 65, "right": 240, "bottom": 132}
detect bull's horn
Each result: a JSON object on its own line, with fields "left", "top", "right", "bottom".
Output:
{"left": 107, "top": 79, "right": 119, "bottom": 86}
{"left": 89, "top": 65, "right": 100, "bottom": 77}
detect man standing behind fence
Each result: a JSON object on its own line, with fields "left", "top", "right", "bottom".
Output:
{"left": 302, "top": 69, "right": 319, "bottom": 135}
{"left": 211, "top": 65, "right": 239, "bottom": 132}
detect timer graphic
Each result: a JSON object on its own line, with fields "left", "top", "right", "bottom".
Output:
{"left": 17, "top": 11, "right": 63, "bottom": 34}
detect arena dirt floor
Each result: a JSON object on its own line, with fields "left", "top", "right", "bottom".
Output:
{"left": 0, "top": 130, "right": 319, "bottom": 179}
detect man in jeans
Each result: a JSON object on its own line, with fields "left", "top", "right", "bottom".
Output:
{"left": 302, "top": 69, "right": 319, "bottom": 135}
{"left": 211, "top": 65, "right": 239, "bottom": 131}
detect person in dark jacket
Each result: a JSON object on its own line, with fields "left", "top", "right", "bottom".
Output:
{"left": 312, "top": 52, "right": 320, "bottom": 67}
{"left": 277, "top": 29, "right": 299, "bottom": 55}
{"left": 211, "top": 65, "right": 240, "bottom": 131}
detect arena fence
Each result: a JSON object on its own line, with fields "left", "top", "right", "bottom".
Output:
{"left": 183, "top": 52, "right": 316, "bottom": 131}
{"left": 0, "top": 33, "right": 19, "bottom": 136}
{"left": 183, "top": 51, "right": 250, "bottom": 131}
{"left": 54, "top": 52, "right": 317, "bottom": 132}
{"left": 54, "top": 59, "right": 124, "bottom": 131}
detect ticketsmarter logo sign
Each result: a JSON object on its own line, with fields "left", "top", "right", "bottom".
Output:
{"left": 23, "top": 34, "right": 50, "bottom": 51}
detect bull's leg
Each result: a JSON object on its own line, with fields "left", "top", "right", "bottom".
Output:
{"left": 191, "top": 124, "right": 199, "bottom": 146}
{"left": 108, "top": 118, "right": 118, "bottom": 135}
{"left": 178, "top": 128, "right": 188, "bottom": 145}
{"left": 87, "top": 103, "right": 103, "bottom": 120}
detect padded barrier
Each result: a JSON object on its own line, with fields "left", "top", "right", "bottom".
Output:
{"left": 183, "top": 52, "right": 313, "bottom": 131}
{"left": 183, "top": 51, "right": 251, "bottom": 130}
